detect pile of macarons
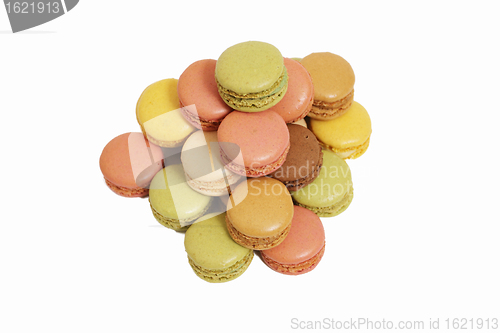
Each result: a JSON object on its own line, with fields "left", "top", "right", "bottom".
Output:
{"left": 99, "top": 41, "right": 372, "bottom": 283}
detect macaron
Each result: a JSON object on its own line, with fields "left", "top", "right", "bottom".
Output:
{"left": 99, "top": 132, "right": 164, "bottom": 197}
{"left": 149, "top": 164, "right": 213, "bottom": 231}
{"left": 269, "top": 124, "right": 323, "bottom": 191}
{"left": 184, "top": 212, "right": 254, "bottom": 283}
{"left": 261, "top": 206, "right": 325, "bottom": 275}
{"left": 226, "top": 177, "right": 294, "bottom": 250}
{"left": 178, "top": 59, "right": 233, "bottom": 131}
{"left": 181, "top": 130, "right": 241, "bottom": 197}
{"left": 218, "top": 110, "right": 290, "bottom": 177}
{"left": 290, "top": 149, "right": 353, "bottom": 217}
{"left": 266, "top": 58, "right": 314, "bottom": 123}
{"left": 309, "top": 101, "right": 372, "bottom": 159}
{"left": 136, "top": 78, "right": 195, "bottom": 147}
{"left": 215, "top": 41, "right": 288, "bottom": 112}
{"left": 300, "top": 52, "right": 355, "bottom": 120}
{"left": 292, "top": 118, "right": 308, "bottom": 128}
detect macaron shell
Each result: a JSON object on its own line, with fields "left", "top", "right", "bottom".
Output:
{"left": 178, "top": 59, "right": 232, "bottom": 122}
{"left": 291, "top": 149, "right": 353, "bottom": 208}
{"left": 188, "top": 252, "right": 253, "bottom": 283}
{"left": 269, "top": 124, "right": 322, "bottom": 184}
{"left": 136, "top": 79, "right": 195, "bottom": 146}
{"left": 266, "top": 58, "right": 314, "bottom": 123}
{"left": 309, "top": 101, "right": 372, "bottom": 149}
{"left": 227, "top": 178, "right": 293, "bottom": 238}
{"left": 99, "top": 132, "right": 163, "bottom": 189}
{"left": 261, "top": 206, "right": 325, "bottom": 265}
{"left": 218, "top": 110, "right": 289, "bottom": 168}
{"left": 261, "top": 244, "right": 325, "bottom": 275}
{"left": 301, "top": 52, "right": 355, "bottom": 103}
{"left": 185, "top": 213, "right": 253, "bottom": 270}
{"left": 149, "top": 165, "right": 212, "bottom": 221}
{"left": 127, "top": 133, "right": 165, "bottom": 188}
{"left": 181, "top": 130, "right": 241, "bottom": 196}
{"left": 182, "top": 130, "right": 239, "bottom": 183}
{"left": 136, "top": 79, "right": 179, "bottom": 123}
{"left": 216, "top": 41, "right": 284, "bottom": 94}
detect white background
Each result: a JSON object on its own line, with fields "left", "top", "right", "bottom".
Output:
{"left": 1, "top": 1, "right": 499, "bottom": 332}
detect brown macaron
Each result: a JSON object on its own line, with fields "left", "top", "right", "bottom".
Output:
{"left": 269, "top": 124, "right": 323, "bottom": 191}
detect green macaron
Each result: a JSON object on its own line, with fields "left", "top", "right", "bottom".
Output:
{"left": 149, "top": 164, "right": 213, "bottom": 231}
{"left": 184, "top": 213, "right": 254, "bottom": 283}
{"left": 215, "top": 41, "right": 288, "bottom": 112}
{"left": 290, "top": 150, "right": 354, "bottom": 217}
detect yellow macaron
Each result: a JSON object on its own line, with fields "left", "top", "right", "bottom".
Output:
{"left": 136, "top": 78, "right": 195, "bottom": 147}
{"left": 308, "top": 101, "right": 372, "bottom": 159}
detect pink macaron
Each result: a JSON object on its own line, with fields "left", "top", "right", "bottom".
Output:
{"left": 261, "top": 205, "right": 326, "bottom": 275}
{"left": 99, "top": 132, "right": 164, "bottom": 197}
{"left": 266, "top": 58, "right": 314, "bottom": 123}
{"left": 178, "top": 59, "right": 233, "bottom": 131}
{"left": 217, "top": 110, "right": 290, "bottom": 177}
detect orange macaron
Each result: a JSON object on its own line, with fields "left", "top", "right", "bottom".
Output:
{"left": 300, "top": 52, "right": 355, "bottom": 120}
{"left": 226, "top": 178, "right": 294, "bottom": 250}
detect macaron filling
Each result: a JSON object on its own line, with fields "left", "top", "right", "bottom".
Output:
{"left": 180, "top": 101, "right": 225, "bottom": 131}
{"left": 226, "top": 215, "right": 291, "bottom": 250}
{"left": 104, "top": 178, "right": 149, "bottom": 198}
{"left": 294, "top": 186, "right": 354, "bottom": 217}
{"left": 217, "top": 68, "right": 288, "bottom": 110}
{"left": 184, "top": 171, "right": 239, "bottom": 196}
{"left": 220, "top": 143, "right": 290, "bottom": 177}
{"left": 319, "top": 137, "right": 370, "bottom": 160}
{"left": 310, "top": 89, "right": 354, "bottom": 119}
{"left": 141, "top": 127, "right": 189, "bottom": 148}
{"left": 188, "top": 251, "right": 253, "bottom": 282}
{"left": 150, "top": 201, "right": 212, "bottom": 231}
{"left": 261, "top": 243, "right": 325, "bottom": 275}
{"left": 150, "top": 204, "right": 188, "bottom": 231}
